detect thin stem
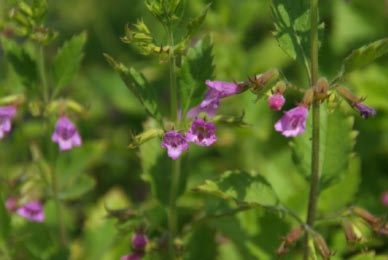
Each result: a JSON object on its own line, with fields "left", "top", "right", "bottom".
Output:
{"left": 303, "top": 0, "right": 320, "bottom": 259}
{"left": 168, "top": 25, "right": 178, "bottom": 124}
{"left": 50, "top": 165, "right": 67, "bottom": 246}
{"left": 37, "top": 45, "right": 49, "bottom": 104}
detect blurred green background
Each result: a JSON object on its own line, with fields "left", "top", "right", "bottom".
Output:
{"left": 1, "top": 0, "right": 388, "bottom": 259}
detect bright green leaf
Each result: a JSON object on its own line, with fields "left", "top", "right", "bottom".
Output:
{"left": 179, "top": 36, "right": 214, "bottom": 118}
{"left": 291, "top": 104, "right": 356, "bottom": 191}
{"left": 342, "top": 38, "right": 388, "bottom": 75}
{"left": 185, "top": 3, "right": 211, "bottom": 39}
{"left": 53, "top": 32, "right": 87, "bottom": 94}
{"left": 195, "top": 170, "right": 279, "bottom": 208}
{"left": 104, "top": 53, "right": 162, "bottom": 122}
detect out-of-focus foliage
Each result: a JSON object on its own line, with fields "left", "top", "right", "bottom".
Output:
{"left": 1, "top": 0, "right": 388, "bottom": 259}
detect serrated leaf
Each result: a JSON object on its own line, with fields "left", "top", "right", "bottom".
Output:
{"left": 179, "top": 36, "right": 214, "bottom": 118}
{"left": 342, "top": 38, "right": 388, "bottom": 75}
{"left": 271, "top": 0, "right": 311, "bottom": 63}
{"left": 1, "top": 38, "right": 38, "bottom": 89}
{"left": 104, "top": 53, "right": 162, "bottom": 122}
{"left": 53, "top": 32, "right": 87, "bottom": 94}
{"left": 0, "top": 194, "right": 11, "bottom": 240}
{"left": 185, "top": 3, "right": 211, "bottom": 39}
{"left": 291, "top": 105, "right": 356, "bottom": 191}
{"left": 195, "top": 170, "right": 279, "bottom": 208}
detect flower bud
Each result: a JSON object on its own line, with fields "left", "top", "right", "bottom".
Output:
{"left": 313, "top": 233, "right": 333, "bottom": 259}
{"left": 315, "top": 78, "right": 330, "bottom": 102}
{"left": 301, "top": 89, "right": 314, "bottom": 107}
{"left": 132, "top": 232, "right": 148, "bottom": 252}
{"left": 276, "top": 226, "right": 304, "bottom": 255}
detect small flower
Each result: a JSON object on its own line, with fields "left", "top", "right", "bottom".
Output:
{"left": 274, "top": 106, "right": 308, "bottom": 137}
{"left": 120, "top": 253, "right": 142, "bottom": 260}
{"left": 16, "top": 201, "right": 45, "bottom": 222}
{"left": 268, "top": 94, "right": 285, "bottom": 111}
{"left": 52, "top": 116, "right": 82, "bottom": 152}
{"left": 380, "top": 191, "right": 388, "bottom": 207}
{"left": 132, "top": 232, "right": 148, "bottom": 251}
{"left": 161, "top": 131, "right": 189, "bottom": 160}
{"left": 5, "top": 197, "right": 18, "bottom": 212}
{"left": 205, "top": 80, "right": 244, "bottom": 98}
{"left": 186, "top": 119, "right": 217, "bottom": 146}
{"left": 0, "top": 105, "right": 17, "bottom": 140}
{"left": 356, "top": 103, "right": 376, "bottom": 119}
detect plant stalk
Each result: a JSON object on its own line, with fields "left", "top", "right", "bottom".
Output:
{"left": 51, "top": 166, "right": 67, "bottom": 246}
{"left": 303, "top": 0, "right": 320, "bottom": 259}
{"left": 38, "top": 45, "right": 49, "bottom": 104}
{"left": 167, "top": 23, "right": 180, "bottom": 259}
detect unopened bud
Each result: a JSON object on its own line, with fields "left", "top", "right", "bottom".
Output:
{"left": 315, "top": 78, "right": 330, "bottom": 101}
{"left": 276, "top": 226, "right": 304, "bottom": 255}
{"left": 302, "top": 88, "right": 314, "bottom": 107}
{"left": 342, "top": 220, "right": 362, "bottom": 245}
{"left": 132, "top": 232, "right": 148, "bottom": 252}
{"left": 313, "top": 233, "right": 334, "bottom": 259}
{"left": 353, "top": 207, "right": 380, "bottom": 225}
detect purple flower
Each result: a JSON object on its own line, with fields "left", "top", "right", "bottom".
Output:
{"left": 161, "top": 131, "right": 189, "bottom": 160}
{"left": 186, "top": 119, "right": 217, "bottom": 146}
{"left": 356, "top": 103, "right": 376, "bottom": 119}
{"left": 121, "top": 253, "right": 142, "bottom": 260}
{"left": 0, "top": 105, "right": 17, "bottom": 139}
{"left": 16, "top": 201, "right": 45, "bottom": 222}
{"left": 52, "top": 116, "right": 82, "bottom": 152}
{"left": 268, "top": 94, "right": 285, "bottom": 111}
{"left": 132, "top": 232, "right": 148, "bottom": 251}
{"left": 187, "top": 80, "right": 244, "bottom": 118}
{"left": 381, "top": 191, "right": 388, "bottom": 207}
{"left": 274, "top": 106, "right": 308, "bottom": 137}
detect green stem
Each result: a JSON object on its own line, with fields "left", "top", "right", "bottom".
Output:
{"left": 50, "top": 165, "right": 67, "bottom": 246}
{"left": 303, "top": 0, "right": 320, "bottom": 259}
{"left": 166, "top": 24, "right": 180, "bottom": 259}
{"left": 38, "top": 45, "right": 49, "bottom": 104}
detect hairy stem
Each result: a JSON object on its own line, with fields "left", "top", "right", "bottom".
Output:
{"left": 303, "top": 0, "right": 320, "bottom": 259}
{"left": 167, "top": 24, "right": 180, "bottom": 259}
{"left": 38, "top": 45, "right": 49, "bottom": 103}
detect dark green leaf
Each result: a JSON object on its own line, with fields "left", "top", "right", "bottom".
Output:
{"left": 0, "top": 194, "right": 11, "bottom": 240}
{"left": 59, "top": 175, "right": 96, "bottom": 200}
{"left": 179, "top": 36, "right": 214, "bottom": 118}
{"left": 104, "top": 53, "right": 162, "bottom": 122}
{"left": 291, "top": 104, "right": 356, "bottom": 191}
{"left": 1, "top": 38, "right": 38, "bottom": 89}
{"left": 53, "top": 32, "right": 87, "bottom": 94}
{"left": 195, "top": 170, "right": 279, "bottom": 208}
{"left": 342, "top": 38, "right": 388, "bottom": 75}
{"left": 186, "top": 224, "right": 217, "bottom": 260}
{"left": 185, "top": 3, "right": 211, "bottom": 39}
{"left": 271, "top": 0, "right": 311, "bottom": 63}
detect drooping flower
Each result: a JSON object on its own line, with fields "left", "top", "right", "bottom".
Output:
{"left": 268, "top": 94, "right": 285, "bottom": 111}
{"left": 355, "top": 103, "right": 376, "bottom": 119}
{"left": 52, "top": 116, "right": 82, "bottom": 152}
{"left": 120, "top": 253, "right": 142, "bottom": 260}
{"left": 274, "top": 106, "right": 308, "bottom": 137}
{"left": 0, "top": 105, "right": 17, "bottom": 140}
{"left": 132, "top": 232, "right": 148, "bottom": 251}
{"left": 161, "top": 131, "right": 189, "bottom": 160}
{"left": 16, "top": 201, "right": 45, "bottom": 222}
{"left": 186, "top": 119, "right": 217, "bottom": 146}
{"left": 187, "top": 80, "right": 245, "bottom": 118}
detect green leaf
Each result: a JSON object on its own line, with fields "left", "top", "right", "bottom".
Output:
{"left": 1, "top": 38, "right": 38, "bottom": 89}
{"left": 179, "top": 36, "right": 214, "bottom": 118}
{"left": 342, "top": 38, "right": 388, "bottom": 75}
{"left": 185, "top": 3, "right": 211, "bottom": 39}
{"left": 0, "top": 194, "right": 11, "bottom": 240}
{"left": 59, "top": 175, "right": 96, "bottom": 200}
{"left": 53, "top": 32, "right": 87, "bottom": 94}
{"left": 271, "top": 0, "right": 311, "bottom": 64}
{"left": 186, "top": 224, "right": 217, "bottom": 260}
{"left": 195, "top": 170, "right": 279, "bottom": 208}
{"left": 291, "top": 104, "right": 356, "bottom": 191}
{"left": 104, "top": 53, "right": 162, "bottom": 122}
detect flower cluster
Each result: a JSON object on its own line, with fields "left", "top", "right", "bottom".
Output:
{"left": 6, "top": 198, "right": 45, "bottom": 222}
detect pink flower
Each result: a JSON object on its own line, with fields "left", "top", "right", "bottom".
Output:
{"left": 274, "top": 106, "right": 308, "bottom": 137}
{"left": 205, "top": 80, "right": 244, "bottom": 98}
{"left": 16, "top": 201, "right": 45, "bottom": 222}
{"left": 161, "top": 131, "right": 189, "bottom": 160}
{"left": 132, "top": 232, "right": 148, "bottom": 251}
{"left": 268, "top": 94, "right": 285, "bottom": 111}
{"left": 120, "top": 253, "right": 142, "bottom": 260}
{"left": 381, "top": 191, "right": 388, "bottom": 207}
{"left": 52, "top": 116, "right": 82, "bottom": 151}
{"left": 356, "top": 103, "right": 376, "bottom": 119}
{"left": 186, "top": 119, "right": 217, "bottom": 146}
{"left": 5, "top": 197, "right": 18, "bottom": 212}
{"left": 0, "top": 105, "right": 17, "bottom": 139}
